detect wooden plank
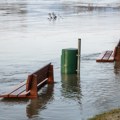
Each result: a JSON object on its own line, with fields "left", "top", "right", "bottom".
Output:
{"left": 37, "top": 72, "right": 48, "bottom": 84}
{"left": 0, "top": 81, "right": 26, "bottom": 98}
{"left": 32, "top": 63, "right": 51, "bottom": 76}
{"left": 8, "top": 84, "right": 26, "bottom": 97}
{"left": 96, "top": 51, "right": 107, "bottom": 62}
{"left": 18, "top": 90, "right": 30, "bottom": 98}
{"left": 108, "top": 51, "right": 114, "bottom": 62}
{"left": 96, "top": 50, "right": 115, "bottom": 62}
{"left": 0, "top": 94, "right": 9, "bottom": 98}
{"left": 102, "top": 51, "right": 113, "bottom": 62}
{"left": 37, "top": 78, "right": 48, "bottom": 90}
{"left": 37, "top": 78, "right": 48, "bottom": 87}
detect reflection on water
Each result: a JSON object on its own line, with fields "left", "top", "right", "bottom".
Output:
{"left": 114, "top": 61, "right": 120, "bottom": 74}
{"left": 0, "top": 84, "right": 54, "bottom": 119}
{"left": 0, "top": 1, "right": 27, "bottom": 15}
{"left": 61, "top": 74, "right": 82, "bottom": 104}
{"left": 26, "top": 84, "right": 54, "bottom": 119}
{"left": 1, "top": 97, "right": 29, "bottom": 103}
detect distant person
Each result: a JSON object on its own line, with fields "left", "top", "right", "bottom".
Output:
{"left": 48, "top": 12, "right": 57, "bottom": 21}
{"left": 48, "top": 13, "right": 52, "bottom": 20}
{"left": 52, "top": 12, "right": 57, "bottom": 20}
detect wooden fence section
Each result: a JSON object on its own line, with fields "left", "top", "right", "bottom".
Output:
{"left": 0, "top": 63, "right": 54, "bottom": 98}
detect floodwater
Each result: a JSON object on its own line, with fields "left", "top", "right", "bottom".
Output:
{"left": 0, "top": 0, "right": 120, "bottom": 120}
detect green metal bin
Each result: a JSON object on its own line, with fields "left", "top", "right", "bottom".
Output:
{"left": 61, "top": 48, "right": 78, "bottom": 74}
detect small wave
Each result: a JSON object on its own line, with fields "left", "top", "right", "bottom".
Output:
{"left": 81, "top": 53, "right": 99, "bottom": 61}
{"left": 61, "top": 0, "right": 120, "bottom": 11}
{"left": 74, "top": 3, "right": 120, "bottom": 8}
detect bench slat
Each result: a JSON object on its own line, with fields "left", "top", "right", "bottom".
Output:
{"left": 0, "top": 81, "right": 26, "bottom": 98}
{"left": 9, "top": 84, "right": 26, "bottom": 97}
{"left": 18, "top": 90, "right": 30, "bottom": 98}
{"left": 9, "top": 81, "right": 26, "bottom": 93}
{"left": 96, "top": 51, "right": 106, "bottom": 62}
{"left": 37, "top": 78, "right": 48, "bottom": 90}
{"left": 18, "top": 78, "right": 47, "bottom": 98}
{"left": 37, "top": 72, "right": 48, "bottom": 84}
{"left": 0, "top": 94, "right": 9, "bottom": 98}
{"left": 108, "top": 51, "right": 114, "bottom": 62}
{"left": 102, "top": 51, "right": 113, "bottom": 62}
{"left": 96, "top": 50, "right": 114, "bottom": 62}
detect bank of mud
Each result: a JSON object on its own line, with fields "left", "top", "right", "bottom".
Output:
{"left": 89, "top": 108, "right": 120, "bottom": 120}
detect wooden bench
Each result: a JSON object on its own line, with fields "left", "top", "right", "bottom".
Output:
{"left": 0, "top": 63, "right": 54, "bottom": 98}
{"left": 96, "top": 41, "right": 120, "bottom": 62}
{"left": 96, "top": 50, "right": 114, "bottom": 62}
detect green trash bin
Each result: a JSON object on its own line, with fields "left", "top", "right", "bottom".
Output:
{"left": 61, "top": 48, "right": 78, "bottom": 74}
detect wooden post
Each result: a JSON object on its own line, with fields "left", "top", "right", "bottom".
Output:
{"left": 115, "top": 46, "right": 120, "bottom": 61}
{"left": 114, "top": 40, "right": 120, "bottom": 61}
{"left": 30, "top": 74, "right": 38, "bottom": 98}
{"left": 26, "top": 74, "right": 33, "bottom": 91}
{"left": 48, "top": 65, "right": 54, "bottom": 84}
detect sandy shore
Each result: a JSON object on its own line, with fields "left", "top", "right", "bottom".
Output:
{"left": 89, "top": 109, "right": 120, "bottom": 120}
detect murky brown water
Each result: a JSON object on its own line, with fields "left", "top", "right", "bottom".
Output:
{"left": 0, "top": 0, "right": 120, "bottom": 120}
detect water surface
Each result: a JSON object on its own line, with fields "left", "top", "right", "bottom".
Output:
{"left": 0, "top": 0, "right": 120, "bottom": 120}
